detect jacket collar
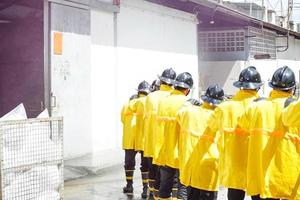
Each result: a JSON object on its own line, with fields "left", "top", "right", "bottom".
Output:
{"left": 160, "top": 84, "right": 172, "bottom": 92}
{"left": 202, "top": 102, "right": 215, "bottom": 110}
{"left": 269, "top": 90, "right": 292, "bottom": 99}
{"left": 233, "top": 89, "right": 259, "bottom": 100}
{"left": 172, "top": 89, "right": 185, "bottom": 96}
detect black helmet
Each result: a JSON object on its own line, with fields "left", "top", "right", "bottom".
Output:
{"left": 150, "top": 79, "right": 160, "bottom": 92}
{"left": 187, "top": 98, "right": 202, "bottom": 106}
{"left": 174, "top": 72, "right": 193, "bottom": 90}
{"left": 201, "top": 84, "right": 225, "bottom": 105}
{"left": 137, "top": 80, "right": 151, "bottom": 94}
{"left": 158, "top": 68, "right": 176, "bottom": 85}
{"left": 233, "top": 66, "right": 263, "bottom": 90}
{"left": 129, "top": 94, "right": 138, "bottom": 100}
{"left": 268, "top": 66, "right": 296, "bottom": 90}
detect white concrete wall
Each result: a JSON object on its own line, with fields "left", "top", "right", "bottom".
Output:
{"left": 116, "top": 0, "right": 199, "bottom": 146}
{"left": 90, "top": 9, "right": 119, "bottom": 153}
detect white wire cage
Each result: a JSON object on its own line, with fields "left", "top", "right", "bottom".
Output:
{"left": 0, "top": 117, "right": 64, "bottom": 200}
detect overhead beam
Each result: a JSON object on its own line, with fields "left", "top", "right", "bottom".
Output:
{"left": 189, "top": 0, "right": 300, "bottom": 38}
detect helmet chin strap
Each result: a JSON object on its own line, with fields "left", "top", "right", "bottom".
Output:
{"left": 184, "top": 89, "right": 190, "bottom": 96}
{"left": 293, "top": 87, "right": 296, "bottom": 96}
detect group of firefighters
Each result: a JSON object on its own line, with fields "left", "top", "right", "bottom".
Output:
{"left": 121, "top": 66, "right": 300, "bottom": 200}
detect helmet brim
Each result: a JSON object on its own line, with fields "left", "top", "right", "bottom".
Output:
{"left": 268, "top": 81, "right": 295, "bottom": 91}
{"left": 233, "top": 81, "right": 263, "bottom": 90}
{"left": 136, "top": 89, "right": 150, "bottom": 94}
{"left": 158, "top": 76, "right": 174, "bottom": 85}
{"left": 174, "top": 81, "right": 192, "bottom": 89}
{"left": 201, "top": 95, "right": 223, "bottom": 105}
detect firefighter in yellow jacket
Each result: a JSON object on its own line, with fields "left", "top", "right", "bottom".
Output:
{"left": 242, "top": 66, "right": 299, "bottom": 200}
{"left": 207, "top": 66, "right": 263, "bottom": 200}
{"left": 183, "top": 84, "right": 225, "bottom": 200}
{"left": 121, "top": 80, "right": 151, "bottom": 198}
{"left": 121, "top": 94, "right": 138, "bottom": 151}
{"left": 157, "top": 72, "right": 194, "bottom": 199}
{"left": 282, "top": 99, "right": 300, "bottom": 200}
{"left": 177, "top": 98, "right": 202, "bottom": 187}
{"left": 143, "top": 68, "right": 176, "bottom": 198}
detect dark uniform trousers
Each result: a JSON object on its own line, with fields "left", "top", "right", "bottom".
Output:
{"left": 187, "top": 187, "right": 217, "bottom": 200}
{"left": 228, "top": 188, "right": 279, "bottom": 200}
{"left": 148, "top": 157, "right": 160, "bottom": 194}
{"left": 158, "top": 166, "right": 188, "bottom": 199}
{"left": 124, "top": 149, "right": 149, "bottom": 184}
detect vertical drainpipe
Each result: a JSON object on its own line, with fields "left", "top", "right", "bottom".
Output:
{"left": 44, "top": 0, "right": 51, "bottom": 115}
{"left": 262, "top": 0, "right": 267, "bottom": 21}
{"left": 113, "top": 0, "right": 120, "bottom": 148}
{"left": 196, "top": 15, "right": 200, "bottom": 97}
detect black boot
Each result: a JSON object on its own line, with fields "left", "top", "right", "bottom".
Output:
{"left": 141, "top": 171, "right": 149, "bottom": 199}
{"left": 123, "top": 183, "right": 133, "bottom": 194}
{"left": 148, "top": 191, "right": 154, "bottom": 200}
{"left": 141, "top": 185, "right": 149, "bottom": 199}
{"left": 123, "top": 169, "right": 134, "bottom": 195}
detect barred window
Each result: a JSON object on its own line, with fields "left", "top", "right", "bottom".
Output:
{"left": 199, "top": 30, "right": 245, "bottom": 53}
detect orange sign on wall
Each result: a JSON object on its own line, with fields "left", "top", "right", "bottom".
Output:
{"left": 54, "top": 32, "right": 63, "bottom": 55}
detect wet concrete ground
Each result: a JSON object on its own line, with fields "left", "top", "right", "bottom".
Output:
{"left": 64, "top": 164, "right": 251, "bottom": 200}
{"left": 64, "top": 164, "right": 144, "bottom": 200}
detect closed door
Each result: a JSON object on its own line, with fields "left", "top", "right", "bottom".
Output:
{"left": 49, "top": 2, "right": 92, "bottom": 158}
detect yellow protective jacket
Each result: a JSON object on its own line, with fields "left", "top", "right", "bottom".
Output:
{"left": 283, "top": 100, "right": 300, "bottom": 127}
{"left": 208, "top": 89, "right": 259, "bottom": 190}
{"left": 243, "top": 90, "right": 300, "bottom": 199}
{"left": 177, "top": 102, "right": 206, "bottom": 186}
{"left": 130, "top": 94, "right": 147, "bottom": 151}
{"left": 121, "top": 98, "right": 137, "bottom": 150}
{"left": 180, "top": 103, "right": 219, "bottom": 191}
{"left": 143, "top": 84, "right": 173, "bottom": 158}
{"left": 155, "top": 89, "right": 187, "bottom": 168}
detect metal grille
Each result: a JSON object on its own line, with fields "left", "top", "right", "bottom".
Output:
{"left": 0, "top": 117, "right": 63, "bottom": 200}
{"left": 249, "top": 27, "right": 276, "bottom": 59}
{"left": 199, "top": 29, "right": 245, "bottom": 53}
